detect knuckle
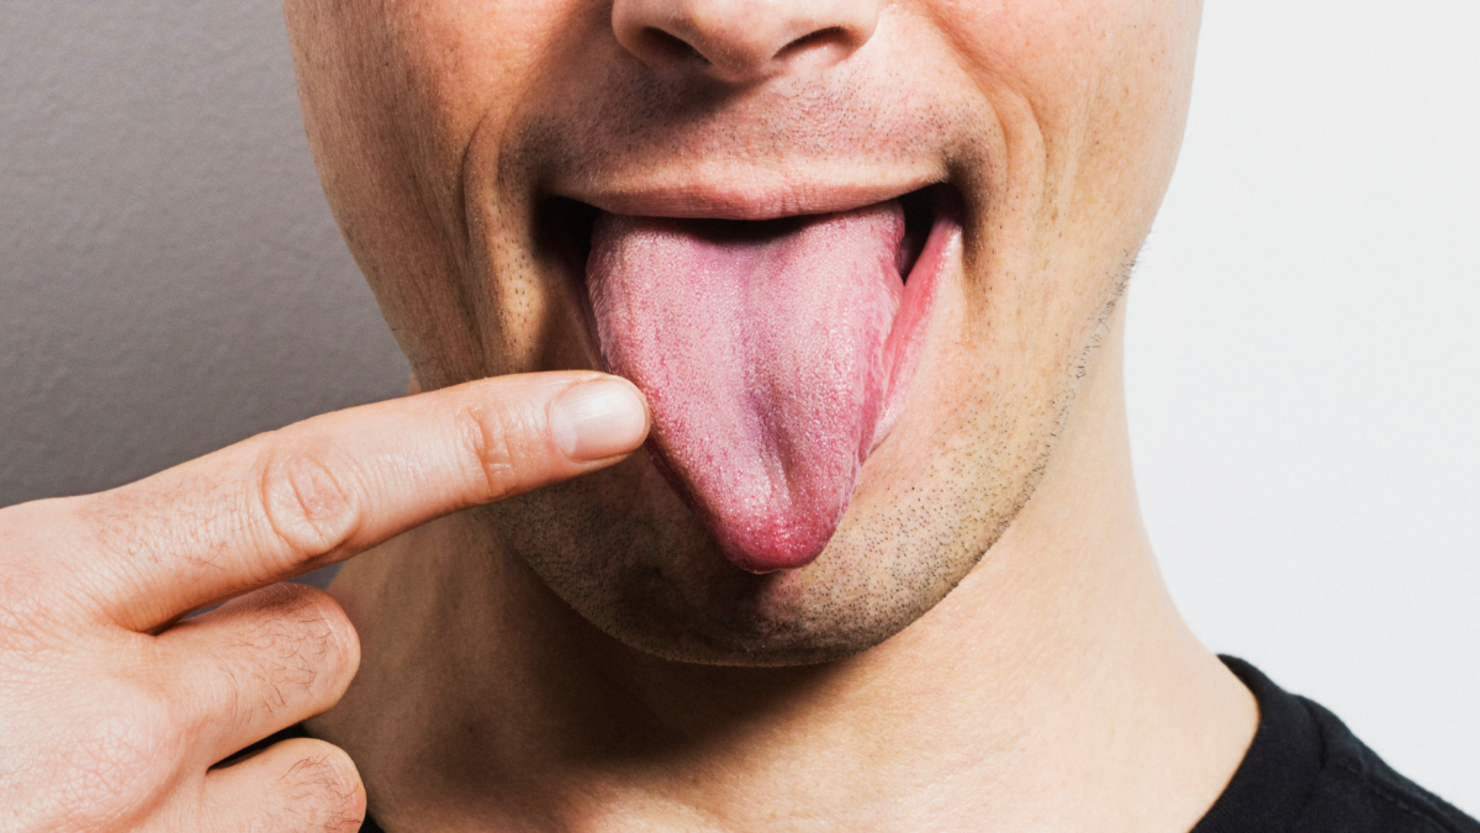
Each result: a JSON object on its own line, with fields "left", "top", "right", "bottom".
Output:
{"left": 256, "top": 440, "right": 364, "bottom": 567}
{"left": 212, "top": 586, "right": 360, "bottom": 720}
{"left": 269, "top": 585, "right": 359, "bottom": 686}
{"left": 275, "top": 742, "right": 366, "bottom": 832}
{"left": 460, "top": 400, "right": 547, "bottom": 501}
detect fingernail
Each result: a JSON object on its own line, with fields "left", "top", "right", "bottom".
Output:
{"left": 550, "top": 378, "right": 648, "bottom": 462}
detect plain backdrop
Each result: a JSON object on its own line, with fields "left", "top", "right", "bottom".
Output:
{"left": 2, "top": 0, "right": 1476, "bottom": 816}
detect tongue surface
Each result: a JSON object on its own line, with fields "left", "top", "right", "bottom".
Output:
{"left": 588, "top": 202, "right": 906, "bottom": 572}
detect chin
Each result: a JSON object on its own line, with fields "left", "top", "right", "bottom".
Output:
{"left": 478, "top": 341, "right": 1065, "bottom": 668}
{"left": 484, "top": 480, "right": 967, "bottom": 667}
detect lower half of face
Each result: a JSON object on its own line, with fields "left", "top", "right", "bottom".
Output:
{"left": 286, "top": 0, "right": 1201, "bottom": 665}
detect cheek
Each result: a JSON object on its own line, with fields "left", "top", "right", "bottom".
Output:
{"left": 931, "top": 0, "right": 1198, "bottom": 214}
{"left": 934, "top": 0, "right": 1197, "bottom": 336}
{"left": 287, "top": 0, "right": 610, "bottom": 386}
{"left": 869, "top": 1, "right": 1200, "bottom": 506}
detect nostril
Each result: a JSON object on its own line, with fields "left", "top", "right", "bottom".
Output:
{"left": 640, "top": 27, "right": 709, "bottom": 66}
{"left": 777, "top": 27, "right": 848, "bottom": 61}
{"left": 612, "top": 0, "right": 879, "bottom": 83}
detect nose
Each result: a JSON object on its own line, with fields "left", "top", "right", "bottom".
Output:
{"left": 612, "top": 0, "right": 879, "bottom": 84}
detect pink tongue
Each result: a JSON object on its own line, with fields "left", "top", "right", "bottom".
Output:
{"left": 587, "top": 202, "right": 906, "bottom": 572}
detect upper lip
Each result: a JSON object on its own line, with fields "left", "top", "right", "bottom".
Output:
{"left": 551, "top": 169, "right": 945, "bottom": 221}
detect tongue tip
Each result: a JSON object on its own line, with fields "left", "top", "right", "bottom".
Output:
{"left": 647, "top": 447, "right": 845, "bottom": 574}
{"left": 715, "top": 513, "right": 838, "bottom": 574}
{"left": 723, "top": 540, "right": 827, "bottom": 574}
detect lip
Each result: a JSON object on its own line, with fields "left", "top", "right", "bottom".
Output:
{"left": 540, "top": 183, "right": 951, "bottom": 327}
{"left": 551, "top": 172, "right": 946, "bottom": 222}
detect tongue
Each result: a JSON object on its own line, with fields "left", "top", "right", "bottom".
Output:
{"left": 587, "top": 201, "right": 907, "bottom": 572}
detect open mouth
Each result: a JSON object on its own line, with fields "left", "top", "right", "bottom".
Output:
{"left": 542, "top": 185, "right": 961, "bottom": 573}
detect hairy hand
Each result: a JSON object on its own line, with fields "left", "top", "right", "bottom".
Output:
{"left": 0, "top": 372, "right": 647, "bottom": 832}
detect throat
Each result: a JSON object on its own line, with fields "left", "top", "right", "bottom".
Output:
{"left": 312, "top": 500, "right": 1251, "bottom": 833}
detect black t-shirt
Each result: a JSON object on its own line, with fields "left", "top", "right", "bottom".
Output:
{"left": 1194, "top": 657, "right": 1476, "bottom": 832}
{"left": 352, "top": 657, "right": 1478, "bottom": 832}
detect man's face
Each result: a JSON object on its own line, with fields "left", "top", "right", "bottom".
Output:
{"left": 285, "top": 0, "right": 1201, "bottom": 664}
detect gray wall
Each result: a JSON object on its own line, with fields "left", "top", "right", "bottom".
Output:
{"left": 0, "top": 0, "right": 408, "bottom": 513}
{"left": 3, "top": 0, "right": 1477, "bottom": 815}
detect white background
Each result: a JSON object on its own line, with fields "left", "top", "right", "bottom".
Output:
{"left": 2, "top": 0, "right": 1476, "bottom": 816}
{"left": 1127, "top": 0, "right": 1480, "bottom": 813}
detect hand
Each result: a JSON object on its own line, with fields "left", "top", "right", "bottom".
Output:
{"left": 0, "top": 372, "right": 648, "bottom": 832}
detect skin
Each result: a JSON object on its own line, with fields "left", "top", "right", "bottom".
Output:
{"left": 0, "top": 0, "right": 1258, "bottom": 831}
{"left": 0, "top": 373, "right": 649, "bottom": 830}
{"left": 293, "top": 0, "right": 1255, "bottom": 829}
{"left": 285, "top": 0, "right": 1204, "bottom": 664}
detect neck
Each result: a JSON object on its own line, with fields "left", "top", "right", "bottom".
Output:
{"left": 311, "top": 306, "right": 1257, "bottom": 832}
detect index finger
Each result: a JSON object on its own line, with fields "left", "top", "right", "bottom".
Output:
{"left": 47, "top": 371, "right": 648, "bottom": 631}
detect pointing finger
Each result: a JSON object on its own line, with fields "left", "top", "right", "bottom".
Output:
{"left": 42, "top": 371, "right": 647, "bottom": 631}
